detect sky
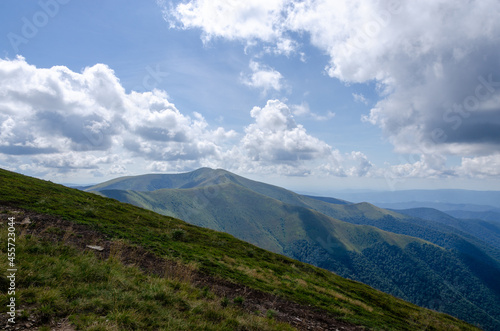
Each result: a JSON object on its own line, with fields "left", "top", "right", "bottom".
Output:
{"left": 0, "top": 0, "right": 499, "bottom": 193}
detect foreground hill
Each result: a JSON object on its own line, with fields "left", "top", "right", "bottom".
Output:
{"left": 0, "top": 168, "right": 479, "bottom": 330}
{"left": 89, "top": 168, "right": 500, "bottom": 330}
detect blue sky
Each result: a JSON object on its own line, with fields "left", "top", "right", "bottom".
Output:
{"left": 1, "top": 0, "right": 499, "bottom": 193}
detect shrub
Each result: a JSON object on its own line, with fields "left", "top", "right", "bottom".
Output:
{"left": 266, "top": 309, "right": 276, "bottom": 319}
{"left": 171, "top": 229, "right": 186, "bottom": 241}
{"left": 233, "top": 296, "right": 244, "bottom": 305}
{"left": 220, "top": 297, "right": 229, "bottom": 308}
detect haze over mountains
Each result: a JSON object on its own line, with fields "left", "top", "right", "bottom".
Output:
{"left": 331, "top": 190, "right": 500, "bottom": 215}
{"left": 87, "top": 167, "right": 500, "bottom": 330}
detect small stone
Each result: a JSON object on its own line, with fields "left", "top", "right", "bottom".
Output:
{"left": 20, "top": 217, "right": 31, "bottom": 225}
{"left": 86, "top": 245, "right": 104, "bottom": 251}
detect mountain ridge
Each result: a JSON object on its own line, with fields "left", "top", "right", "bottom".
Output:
{"left": 99, "top": 181, "right": 423, "bottom": 255}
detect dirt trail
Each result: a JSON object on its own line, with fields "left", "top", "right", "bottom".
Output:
{"left": 0, "top": 207, "right": 364, "bottom": 331}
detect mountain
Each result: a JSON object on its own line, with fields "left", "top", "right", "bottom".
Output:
{"left": 89, "top": 168, "right": 500, "bottom": 330}
{"left": 375, "top": 201, "right": 500, "bottom": 213}
{"left": 99, "top": 183, "right": 420, "bottom": 256}
{"left": 446, "top": 209, "right": 500, "bottom": 223}
{"left": 394, "top": 207, "right": 500, "bottom": 252}
{"left": 329, "top": 189, "right": 500, "bottom": 209}
{"left": 0, "top": 167, "right": 479, "bottom": 330}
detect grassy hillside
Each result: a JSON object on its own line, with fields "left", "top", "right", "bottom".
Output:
{"left": 0, "top": 221, "right": 295, "bottom": 331}
{"left": 0, "top": 167, "right": 479, "bottom": 330}
{"left": 86, "top": 167, "right": 229, "bottom": 192}
{"left": 90, "top": 169, "right": 500, "bottom": 330}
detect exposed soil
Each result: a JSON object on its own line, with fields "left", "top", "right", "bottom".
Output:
{"left": 0, "top": 207, "right": 365, "bottom": 331}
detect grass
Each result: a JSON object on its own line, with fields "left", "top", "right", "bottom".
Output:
{"left": 0, "top": 227, "right": 294, "bottom": 330}
{"left": 0, "top": 168, "right": 479, "bottom": 330}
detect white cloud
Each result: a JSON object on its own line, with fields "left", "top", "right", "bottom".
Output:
{"left": 241, "top": 61, "right": 284, "bottom": 93}
{"left": 352, "top": 93, "right": 368, "bottom": 105}
{"left": 285, "top": 0, "right": 500, "bottom": 160}
{"left": 242, "top": 100, "right": 331, "bottom": 162}
{"left": 162, "top": 0, "right": 287, "bottom": 44}
{"left": 7, "top": 54, "right": 495, "bottom": 182}
{"left": 375, "top": 153, "right": 500, "bottom": 180}
{"left": 0, "top": 57, "right": 121, "bottom": 155}
{"left": 291, "top": 102, "right": 335, "bottom": 121}
{"left": 231, "top": 100, "right": 371, "bottom": 177}
{"left": 384, "top": 154, "right": 452, "bottom": 179}
{"left": 456, "top": 154, "right": 500, "bottom": 178}
{"left": 0, "top": 57, "right": 234, "bottom": 177}
{"left": 33, "top": 153, "right": 119, "bottom": 172}
{"left": 319, "top": 150, "right": 373, "bottom": 178}
{"left": 346, "top": 151, "right": 373, "bottom": 177}
{"left": 166, "top": 0, "right": 500, "bottom": 180}
{"left": 263, "top": 38, "right": 300, "bottom": 57}
{"left": 0, "top": 57, "right": 372, "bottom": 180}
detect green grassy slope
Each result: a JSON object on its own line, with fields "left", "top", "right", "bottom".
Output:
{"left": 86, "top": 168, "right": 420, "bottom": 232}
{"left": 0, "top": 167, "right": 479, "bottom": 330}
{"left": 0, "top": 224, "right": 295, "bottom": 331}
{"left": 87, "top": 168, "right": 354, "bottom": 210}
{"left": 86, "top": 167, "right": 228, "bottom": 192}
{"left": 96, "top": 180, "right": 500, "bottom": 330}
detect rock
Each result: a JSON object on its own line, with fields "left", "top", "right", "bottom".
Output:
{"left": 86, "top": 245, "right": 104, "bottom": 251}
{"left": 20, "top": 217, "right": 31, "bottom": 225}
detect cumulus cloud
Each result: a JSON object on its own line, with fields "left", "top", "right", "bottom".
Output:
{"left": 319, "top": 150, "right": 373, "bottom": 178}
{"left": 161, "top": 0, "right": 288, "bottom": 44}
{"left": 456, "top": 154, "right": 500, "bottom": 178}
{"left": 241, "top": 61, "right": 284, "bottom": 93}
{"left": 0, "top": 57, "right": 235, "bottom": 177}
{"left": 0, "top": 57, "right": 373, "bottom": 180}
{"left": 384, "top": 154, "right": 452, "bottom": 179}
{"left": 241, "top": 100, "right": 331, "bottom": 162}
{"left": 228, "top": 100, "right": 372, "bottom": 177}
{"left": 33, "top": 153, "right": 119, "bottom": 172}
{"left": 303, "top": 0, "right": 500, "bottom": 161}
{"left": 0, "top": 57, "right": 121, "bottom": 156}
{"left": 165, "top": 0, "right": 500, "bottom": 178}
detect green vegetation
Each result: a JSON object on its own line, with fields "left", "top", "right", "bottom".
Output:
{"left": 100, "top": 182, "right": 423, "bottom": 254}
{"left": 0, "top": 168, "right": 480, "bottom": 330}
{"left": 396, "top": 207, "right": 500, "bottom": 253}
{"left": 0, "top": 227, "right": 293, "bottom": 330}
{"left": 91, "top": 168, "right": 500, "bottom": 330}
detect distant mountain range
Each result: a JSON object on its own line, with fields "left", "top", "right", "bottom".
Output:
{"left": 393, "top": 207, "right": 500, "bottom": 252}
{"left": 87, "top": 168, "right": 500, "bottom": 330}
{"left": 446, "top": 209, "right": 500, "bottom": 223}
{"left": 329, "top": 189, "right": 500, "bottom": 212}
